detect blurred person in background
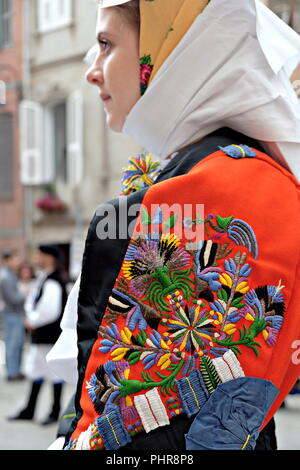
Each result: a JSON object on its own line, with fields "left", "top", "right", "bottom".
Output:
{"left": 8, "top": 244, "right": 68, "bottom": 425}
{"left": 18, "top": 262, "right": 36, "bottom": 299}
{"left": 0, "top": 249, "right": 26, "bottom": 381}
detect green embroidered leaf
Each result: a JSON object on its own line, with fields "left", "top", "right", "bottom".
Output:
{"left": 191, "top": 332, "right": 205, "bottom": 350}
{"left": 233, "top": 302, "right": 245, "bottom": 309}
{"left": 136, "top": 330, "right": 148, "bottom": 346}
{"left": 155, "top": 371, "right": 168, "bottom": 379}
{"left": 216, "top": 215, "right": 234, "bottom": 230}
{"left": 200, "top": 355, "right": 221, "bottom": 394}
{"left": 141, "top": 330, "right": 148, "bottom": 342}
{"left": 128, "top": 351, "right": 142, "bottom": 365}
{"left": 218, "top": 288, "right": 228, "bottom": 302}
{"left": 250, "top": 317, "right": 266, "bottom": 338}
{"left": 231, "top": 296, "right": 244, "bottom": 307}
{"left": 230, "top": 346, "right": 241, "bottom": 356}
{"left": 141, "top": 207, "right": 151, "bottom": 226}
{"left": 141, "top": 371, "right": 155, "bottom": 386}
{"left": 164, "top": 214, "right": 178, "bottom": 229}
{"left": 239, "top": 325, "right": 249, "bottom": 341}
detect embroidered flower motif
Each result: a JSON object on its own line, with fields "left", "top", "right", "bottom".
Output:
{"left": 209, "top": 299, "right": 245, "bottom": 331}
{"left": 166, "top": 305, "right": 215, "bottom": 354}
{"left": 122, "top": 233, "right": 193, "bottom": 312}
{"left": 121, "top": 153, "right": 160, "bottom": 196}
{"left": 86, "top": 359, "right": 139, "bottom": 422}
{"left": 205, "top": 215, "right": 258, "bottom": 259}
{"left": 139, "top": 54, "right": 154, "bottom": 95}
{"left": 99, "top": 323, "right": 181, "bottom": 372}
{"left": 242, "top": 282, "right": 285, "bottom": 347}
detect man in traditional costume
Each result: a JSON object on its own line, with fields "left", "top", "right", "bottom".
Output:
{"left": 10, "top": 245, "right": 67, "bottom": 425}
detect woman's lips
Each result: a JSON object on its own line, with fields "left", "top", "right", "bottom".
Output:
{"left": 100, "top": 93, "right": 111, "bottom": 102}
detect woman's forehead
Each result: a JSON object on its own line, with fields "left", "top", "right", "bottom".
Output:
{"left": 96, "top": 5, "right": 124, "bottom": 36}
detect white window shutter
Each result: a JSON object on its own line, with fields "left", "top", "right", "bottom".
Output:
{"left": 38, "top": 0, "right": 53, "bottom": 32}
{"left": 38, "top": 0, "right": 72, "bottom": 33}
{"left": 0, "top": 80, "right": 6, "bottom": 105}
{"left": 67, "top": 90, "right": 83, "bottom": 187}
{"left": 19, "top": 100, "right": 51, "bottom": 185}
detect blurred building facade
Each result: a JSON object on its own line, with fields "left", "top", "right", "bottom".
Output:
{"left": 0, "top": 0, "right": 25, "bottom": 255}
{"left": 0, "top": 0, "right": 299, "bottom": 277}
{"left": 19, "top": 0, "right": 142, "bottom": 277}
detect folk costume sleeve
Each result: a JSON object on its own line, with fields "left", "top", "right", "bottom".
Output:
{"left": 46, "top": 275, "right": 80, "bottom": 385}
{"left": 26, "top": 279, "right": 63, "bottom": 330}
{"left": 64, "top": 142, "right": 300, "bottom": 451}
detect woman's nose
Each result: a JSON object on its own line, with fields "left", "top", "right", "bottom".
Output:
{"left": 86, "top": 61, "right": 104, "bottom": 87}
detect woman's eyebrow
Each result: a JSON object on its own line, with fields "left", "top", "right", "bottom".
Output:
{"left": 97, "top": 31, "right": 116, "bottom": 40}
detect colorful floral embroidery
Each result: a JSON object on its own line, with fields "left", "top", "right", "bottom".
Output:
{"left": 140, "top": 54, "right": 154, "bottom": 96}
{"left": 70, "top": 211, "right": 286, "bottom": 450}
{"left": 123, "top": 233, "right": 194, "bottom": 314}
{"left": 121, "top": 153, "right": 160, "bottom": 196}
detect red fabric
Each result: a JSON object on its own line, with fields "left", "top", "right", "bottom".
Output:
{"left": 72, "top": 148, "right": 300, "bottom": 442}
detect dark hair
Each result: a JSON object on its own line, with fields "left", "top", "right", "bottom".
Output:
{"left": 18, "top": 262, "right": 35, "bottom": 280}
{"left": 1, "top": 249, "right": 18, "bottom": 261}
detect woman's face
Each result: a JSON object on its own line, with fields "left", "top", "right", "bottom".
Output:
{"left": 86, "top": 7, "right": 140, "bottom": 132}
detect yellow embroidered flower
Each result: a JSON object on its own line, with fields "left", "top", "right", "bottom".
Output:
{"left": 223, "top": 323, "right": 237, "bottom": 335}
{"left": 236, "top": 281, "right": 250, "bottom": 294}
{"left": 120, "top": 327, "right": 132, "bottom": 345}
{"left": 157, "top": 353, "right": 172, "bottom": 370}
{"left": 219, "top": 273, "right": 233, "bottom": 288}
{"left": 245, "top": 313, "right": 255, "bottom": 322}
{"left": 262, "top": 329, "right": 269, "bottom": 342}
{"left": 111, "top": 347, "right": 130, "bottom": 362}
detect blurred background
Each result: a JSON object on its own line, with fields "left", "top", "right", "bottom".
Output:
{"left": 0, "top": 0, "right": 299, "bottom": 451}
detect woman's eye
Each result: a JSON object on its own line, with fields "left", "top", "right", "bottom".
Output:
{"left": 98, "top": 39, "right": 110, "bottom": 52}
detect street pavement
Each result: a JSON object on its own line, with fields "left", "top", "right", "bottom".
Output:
{"left": 0, "top": 338, "right": 300, "bottom": 450}
{"left": 0, "top": 339, "right": 74, "bottom": 450}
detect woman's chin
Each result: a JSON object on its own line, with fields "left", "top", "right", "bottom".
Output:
{"left": 106, "top": 114, "right": 125, "bottom": 133}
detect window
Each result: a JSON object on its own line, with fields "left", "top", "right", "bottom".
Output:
{"left": 0, "top": 0, "right": 13, "bottom": 49}
{"left": 47, "top": 95, "right": 83, "bottom": 185}
{"left": 52, "top": 101, "right": 67, "bottom": 182}
{"left": 20, "top": 93, "right": 83, "bottom": 187}
{"left": 0, "top": 113, "right": 14, "bottom": 199}
{"left": 269, "top": 0, "right": 300, "bottom": 32}
{"left": 38, "top": 0, "right": 72, "bottom": 33}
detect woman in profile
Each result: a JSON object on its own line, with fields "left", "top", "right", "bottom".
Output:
{"left": 48, "top": 0, "right": 300, "bottom": 450}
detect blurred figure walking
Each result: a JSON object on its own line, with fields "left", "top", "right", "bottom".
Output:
{"left": 9, "top": 244, "right": 68, "bottom": 425}
{"left": 0, "top": 249, "right": 26, "bottom": 381}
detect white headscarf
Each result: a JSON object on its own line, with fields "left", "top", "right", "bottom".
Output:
{"left": 122, "top": 0, "right": 300, "bottom": 181}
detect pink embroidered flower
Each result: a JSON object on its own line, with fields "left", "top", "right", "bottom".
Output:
{"left": 140, "top": 63, "right": 153, "bottom": 86}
